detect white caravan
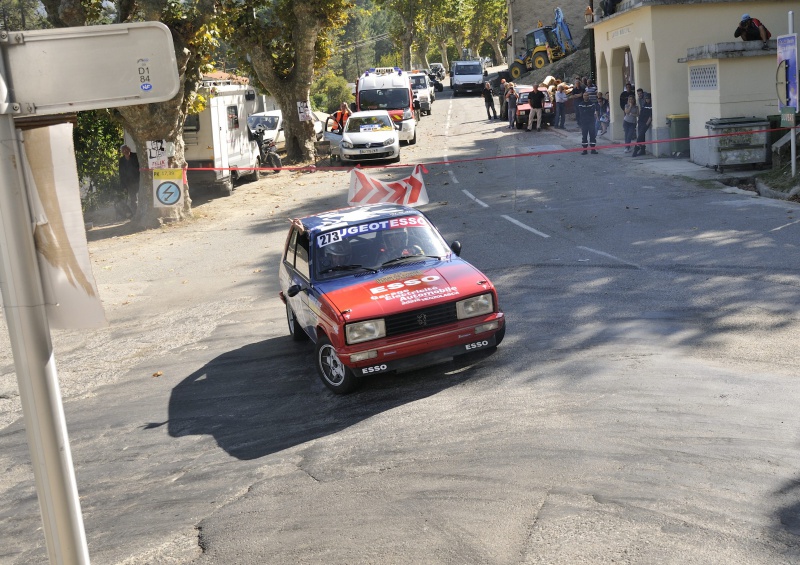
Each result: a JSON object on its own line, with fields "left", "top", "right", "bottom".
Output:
{"left": 184, "top": 82, "right": 260, "bottom": 196}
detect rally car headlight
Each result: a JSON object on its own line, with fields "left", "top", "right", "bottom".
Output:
{"left": 456, "top": 293, "right": 494, "bottom": 319}
{"left": 403, "top": 108, "right": 413, "bottom": 120}
{"left": 382, "top": 138, "right": 395, "bottom": 146}
{"left": 342, "top": 140, "right": 353, "bottom": 149}
{"left": 346, "top": 319, "right": 386, "bottom": 344}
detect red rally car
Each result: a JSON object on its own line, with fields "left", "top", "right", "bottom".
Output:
{"left": 278, "top": 204, "right": 506, "bottom": 394}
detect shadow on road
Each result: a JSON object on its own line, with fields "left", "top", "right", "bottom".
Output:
{"left": 166, "top": 336, "right": 497, "bottom": 460}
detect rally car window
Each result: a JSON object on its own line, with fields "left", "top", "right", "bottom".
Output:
{"left": 284, "top": 228, "right": 310, "bottom": 280}
{"left": 295, "top": 232, "right": 310, "bottom": 279}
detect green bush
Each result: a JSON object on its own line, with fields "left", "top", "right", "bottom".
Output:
{"left": 311, "top": 72, "right": 354, "bottom": 114}
{"left": 73, "top": 110, "right": 124, "bottom": 210}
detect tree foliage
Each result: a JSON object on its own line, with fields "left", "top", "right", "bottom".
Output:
{"left": 222, "top": 0, "right": 351, "bottom": 162}
{"left": 311, "top": 71, "right": 353, "bottom": 113}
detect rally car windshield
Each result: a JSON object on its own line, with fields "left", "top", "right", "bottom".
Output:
{"left": 358, "top": 89, "right": 410, "bottom": 111}
{"left": 314, "top": 218, "right": 451, "bottom": 279}
{"left": 410, "top": 77, "right": 427, "bottom": 89}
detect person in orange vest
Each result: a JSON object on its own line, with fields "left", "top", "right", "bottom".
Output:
{"left": 332, "top": 103, "right": 351, "bottom": 133}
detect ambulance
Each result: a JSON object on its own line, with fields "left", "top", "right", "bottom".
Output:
{"left": 355, "top": 67, "right": 419, "bottom": 145}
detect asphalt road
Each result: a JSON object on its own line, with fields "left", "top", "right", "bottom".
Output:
{"left": 1, "top": 86, "right": 800, "bottom": 564}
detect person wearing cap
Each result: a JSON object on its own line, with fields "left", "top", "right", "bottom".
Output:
{"left": 735, "top": 14, "right": 771, "bottom": 49}
{"left": 505, "top": 84, "right": 519, "bottom": 129}
{"left": 118, "top": 144, "right": 140, "bottom": 215}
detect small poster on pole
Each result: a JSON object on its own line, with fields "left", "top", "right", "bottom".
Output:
{"left": 297, "top": 100, "right": 312, "bottom": 122}
{"left": 146, "top": 139, "right": 169, "bottom": 169}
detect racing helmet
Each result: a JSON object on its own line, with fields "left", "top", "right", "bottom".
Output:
{"left": 383, "top": 228, "right": 409, "bottom": 251}
{"left": 325, "top": 239, "right": 351, "bottom": 266}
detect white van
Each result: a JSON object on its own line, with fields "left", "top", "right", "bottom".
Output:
{"left": 355, "top": 67, "right": 418, "bottom": 145}
{"left": 450, "top": 60, "right": 485, "bottom": 96}
{"left": 184, "top": 83, "right": 260, "bottom": 196}
{"left": 409, "top": 71, "right": 435, "bottom": 115}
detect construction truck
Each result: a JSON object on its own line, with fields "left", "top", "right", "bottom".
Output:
{"left": 508, "top": 7, "right": 575, "bottom": 79}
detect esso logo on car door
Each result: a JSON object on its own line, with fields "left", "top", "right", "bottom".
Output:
{"left": 370, "top": 275, "right": 440, "bottom": 295}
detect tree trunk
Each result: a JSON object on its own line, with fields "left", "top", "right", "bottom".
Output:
{"left": 489, "top": 35, "right": 505, "bottom": 66}
{"left": 241, "top": 3, "right": 322, "bottom": 163}
{"left": 116, "top": 46, "right": 195, "bottom": 229}
{"left": 439, "top": 40, "right": 449, "bottom": 71}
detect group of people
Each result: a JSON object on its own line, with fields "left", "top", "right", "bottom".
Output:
{"left": 482, "top": 74, "right": 656, "bottom": 156}
{"left": 483, "top": 79, "right": 548, "bottom": 131}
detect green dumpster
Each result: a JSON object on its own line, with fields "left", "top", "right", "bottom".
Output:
{"left": 666, "top": 113, "right": 690, "bottom": 156}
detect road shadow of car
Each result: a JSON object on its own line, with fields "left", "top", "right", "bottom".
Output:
{"left": 166, "top": 337, "right": 498, "bottom": 460}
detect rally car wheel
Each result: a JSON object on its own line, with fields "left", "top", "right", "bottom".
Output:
{"left": 286, "top": 303, "right": 308, "bottom": 342}
{"left": 315, "top": 336, "right": 359, "bottom": 394}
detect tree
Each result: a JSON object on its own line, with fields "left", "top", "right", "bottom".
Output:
{"left": 224, "top": 0, "right": 350, "bottom": 163}
{"left": 465, "top": 0, "right": 506, "bottom": 65}
{"left": 42, "top": 0, "right": 221, "bottom": 228}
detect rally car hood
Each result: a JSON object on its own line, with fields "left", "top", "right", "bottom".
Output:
{"left": 315, "top": 258, "right": 492, "bottom": 321}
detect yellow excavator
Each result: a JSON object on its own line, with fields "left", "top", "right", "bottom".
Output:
{"left": 508, "top": 9, "right": 575, "bottom": 79}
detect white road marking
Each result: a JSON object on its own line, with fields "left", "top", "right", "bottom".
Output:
{"left": 462, "top": 189, "right": 489, "bottom": 208}
{"left": 577, "top": 246, "right": 641, "bottom": 269}
{"left": 501, "top": 215, "right": 550, "bottom": 238}
{"left": 770, "top": 219, "right": 800, "bottom": 232}
{"left": 448, "top": 170, "right": 460, "bottom": 184}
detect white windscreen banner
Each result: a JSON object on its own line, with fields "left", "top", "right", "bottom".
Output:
{"left": 21, "top": 124, "right": 108, "bottom": 329}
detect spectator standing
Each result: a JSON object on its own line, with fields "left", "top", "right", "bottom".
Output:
{"left": 482, "top": 82, "right": 498, "bottom": 120}
{"left": 506, "top": 85, "right": 519, "bottom": 129}
{"left": 632, "top": 93, "right": 653, "bottom": 156}
{"left": 498, "top": 79, "right": 508, "bottom": 118}
{"left": 332, "top": 103, "right": 351, "bottom": 132}
{"left": 585, "top": 78, "right": 598, "bottom": 104}
{"left": 636, "top": 87, "right": 649, "bottom": 108}
{"left": 526, "top": 85, "right": 545, "bottom": 132}
{"left": 619, "top": 82, "right": 634, "bottom": 111}
{"left": 622, "top": 95, "right": 639, "bottom": 152}
{"left": 554, "top": 84, "right": 568, "bottom": 129}
{"left": 570, "top": 79, "right": 585, "bottom": 122}
{"left": 118, "top": 144, "right": 140, "bottom": 215}
{"left": 576, "top": 91, "right": 599, "bottom": 154}
{"left": 734, "top": 14, "right": 771, "bottom": 49}
{"left": 596, "top": 91, "right": 610, "bottom": 136}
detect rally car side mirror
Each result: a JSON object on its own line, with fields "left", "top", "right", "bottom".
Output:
{"left": 287, "top": 284, "right": 303, "bottom": 298}
{"left": 450, "top": 241, "right": 462, "bottom": 256}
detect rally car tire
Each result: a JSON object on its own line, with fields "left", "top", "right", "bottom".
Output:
{"left": 286, "top": 303, "right": 308, "bottom": 341}
{"left": 315, "top": 336, "right": 360, "bottom": 394}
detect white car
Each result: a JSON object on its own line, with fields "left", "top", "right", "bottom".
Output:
{"left": 248, "top": 109, "right": 324, "bottom": 148}
{"left": 329, "top": 110, "right": 400, "bottom": 164}
{"left": 409, "top": 72, "right": 435, "bottom": 115}
{"left": 247, "top": 110, "right": 285, "bottom": 151}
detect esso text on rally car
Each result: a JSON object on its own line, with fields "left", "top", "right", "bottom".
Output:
{"left": 278, "top": 204, "right": 505, "bottom": 394}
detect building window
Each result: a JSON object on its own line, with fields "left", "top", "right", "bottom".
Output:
{"left": 690, "top": 65, "right": 718, "bottom": 90}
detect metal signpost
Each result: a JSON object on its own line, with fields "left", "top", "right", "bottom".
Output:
{"left": 0, "top": 22, "right": 179, "bottom": 564}
{"left": 777, "top": 12, "right": 798, "bottom": 177}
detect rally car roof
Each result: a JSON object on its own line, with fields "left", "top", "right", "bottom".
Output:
{"left": 293, "top": 204, "right": 422, "bottom": 235}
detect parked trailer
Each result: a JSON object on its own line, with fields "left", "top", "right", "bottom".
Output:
{"left": 184, "top": 83, "right": 260, "bottom": 196}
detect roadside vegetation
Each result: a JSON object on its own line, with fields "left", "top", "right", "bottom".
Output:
{"left": 14, "top": 0, "right": 505, "bottom": 227}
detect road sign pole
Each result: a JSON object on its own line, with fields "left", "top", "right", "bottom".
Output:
{"left": 790, "top": 11, "right": 796, "bottom": 178}
{"left": 0, "top": 59, "right": 89, "bottom": 564}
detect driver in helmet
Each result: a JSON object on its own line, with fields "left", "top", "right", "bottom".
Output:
{"left": 378, "top": 228, "right": 424, "bottom": 263}
{"left": 323, "top": 239, "right": 352, "bottom": 269}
